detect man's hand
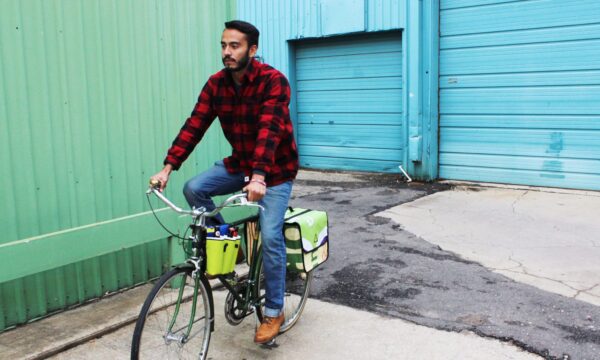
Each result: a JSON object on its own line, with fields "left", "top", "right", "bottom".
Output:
{"left": 150, "top": 164, "right": 173, "bottom": 192}
{"left": 243, "top": 175, "right": 266, "bottom": 202}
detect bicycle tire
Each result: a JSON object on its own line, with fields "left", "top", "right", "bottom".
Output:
{"left": 131, "top": 267, "right": 213, "bottom": 360}
{"left": 254, "top": 254, "right": 313, "bottom": 333}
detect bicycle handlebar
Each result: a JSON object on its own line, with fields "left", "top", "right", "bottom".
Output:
{"left": 147, "top": 180, "right": 263, "bottom": 217}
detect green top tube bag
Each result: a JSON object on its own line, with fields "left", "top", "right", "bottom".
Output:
{"left": 284, "top": 207, "right": 329, "bottom": 273}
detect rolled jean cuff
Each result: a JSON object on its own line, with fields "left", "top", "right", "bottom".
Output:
{"left": 264, "top": 306, "right": 282, "bottom": 318}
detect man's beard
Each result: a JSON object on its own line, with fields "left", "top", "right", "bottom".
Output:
{"left": 223, "top": 50, "right": 251, "bottom": 72}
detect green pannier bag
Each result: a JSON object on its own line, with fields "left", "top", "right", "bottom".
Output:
{"left": 284, "top": 207, "right": 329, "bottom": 273}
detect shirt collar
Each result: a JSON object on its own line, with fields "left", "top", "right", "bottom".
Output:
{"left": 245, "top": 58, "right": 259, "bottom": 83}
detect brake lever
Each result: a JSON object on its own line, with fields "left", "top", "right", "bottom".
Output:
{"left": 237, "top": 196, "right": 265, "bottom": 211}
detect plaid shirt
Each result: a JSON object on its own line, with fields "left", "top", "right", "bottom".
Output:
{"left": 164, "top": 59, "right": 299, "bottom": 186}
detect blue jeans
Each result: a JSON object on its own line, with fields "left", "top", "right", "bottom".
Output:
{"left": 183, "top": 161, "right": 292, "bottom": 317}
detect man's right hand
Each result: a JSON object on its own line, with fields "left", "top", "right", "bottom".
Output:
{"left": 150, "top": 164, "right": 173, "bottom": 192}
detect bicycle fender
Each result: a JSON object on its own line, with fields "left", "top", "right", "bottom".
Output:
{"left": 173, "top": 263, "right": 195, "bottom": 271}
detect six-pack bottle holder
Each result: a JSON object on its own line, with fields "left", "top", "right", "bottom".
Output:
{"left": 205, "top": 224, "right": 241, "bottom": 276}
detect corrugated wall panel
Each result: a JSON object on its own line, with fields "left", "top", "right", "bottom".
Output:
{"left": 0, "top": 0, "right": 235, "bottom": 330}
{"left": 367, "top": 0, "right": 404, "bottom": 31}
{"left": 237, "top": 0, "right": 294, "bottom": 84}
{"left": 439, "top": 0, "right": 600, "bottom": 190}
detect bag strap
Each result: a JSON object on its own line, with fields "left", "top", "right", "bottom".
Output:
{"left": 285, "top": 208, "right": 312, "bottom": 221}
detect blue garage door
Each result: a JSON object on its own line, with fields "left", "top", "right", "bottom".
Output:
{"left": 295, "top": 32, "right": 403, "bottom": 172}
{"left": 439, "top": 0, "right": 600, "bottom": 191}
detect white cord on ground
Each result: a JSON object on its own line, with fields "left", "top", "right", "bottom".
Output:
{"left": 398, "top": 165, "right": 412, "bottom": 183}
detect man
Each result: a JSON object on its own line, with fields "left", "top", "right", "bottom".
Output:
{"left": 150, "top": 20, "right": 298, "bottom": 344}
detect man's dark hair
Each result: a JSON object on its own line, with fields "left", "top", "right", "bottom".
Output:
{"left": 224, "top": 20, "right": 259, "bottom": 48}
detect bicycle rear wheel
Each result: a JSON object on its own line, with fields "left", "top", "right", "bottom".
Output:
{"left": 254, "top": 256, "right": 313, "bottom": 333}
{"left": 131, "top": 267, "right": 212, "bottom": 360}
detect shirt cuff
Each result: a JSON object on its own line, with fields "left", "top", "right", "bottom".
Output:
{"left": 163, "top": 159, "right": 180, "bottom": 171}
{"left": 252, "top": 169, "right": 267, "bottom": 178}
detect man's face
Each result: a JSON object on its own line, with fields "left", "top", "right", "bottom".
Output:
{"left": 221, "top": 29, "right": 257, "bottom": 72}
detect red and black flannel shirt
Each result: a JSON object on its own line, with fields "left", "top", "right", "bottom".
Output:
{"left": 164, "top": 59, "right": 299, "bottom": 186}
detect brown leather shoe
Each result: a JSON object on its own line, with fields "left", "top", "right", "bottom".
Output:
{"left": 254, "top": 313, "right": 284, "bottom": 344}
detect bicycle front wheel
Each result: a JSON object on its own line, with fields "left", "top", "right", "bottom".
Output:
{"left": 254, "top": 258, "right": 313, "bottom": 333}
{"left": 131, "top": 267, "right": 212, "bottom": 360}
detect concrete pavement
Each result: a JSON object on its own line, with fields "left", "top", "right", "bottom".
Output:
{"left": 57, "top": 289, "right": 538, "bottom": 360}
{"left": 0, "top": 283, "right": 538, "bottom": 360}
{"left": 380, "top": 182, "right": 600, "bottom": 306}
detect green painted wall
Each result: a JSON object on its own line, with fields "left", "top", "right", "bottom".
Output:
{"left": 0, "top": 0, "right": 236, "bottom": 330}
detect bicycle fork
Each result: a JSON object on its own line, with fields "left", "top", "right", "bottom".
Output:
{"left": 163, "top": 261, "right": 204, "bottom": 346}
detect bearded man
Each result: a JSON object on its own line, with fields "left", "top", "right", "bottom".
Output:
{"left": 150, "top": 20, "right": 298, "bottom": 344}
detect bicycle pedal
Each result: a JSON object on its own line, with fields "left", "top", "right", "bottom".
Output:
{"left": 260, "top": 338, "right": 278, "bottom": 349}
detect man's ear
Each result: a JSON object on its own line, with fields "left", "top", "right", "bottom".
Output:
{"left": 249, "top": 44, "right": 258, "bottom": 58}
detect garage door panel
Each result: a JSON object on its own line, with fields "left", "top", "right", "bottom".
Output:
{"left": 440, "top": 70, "right": 600, "bottom": 89}
{"left": 299, "top": 124, "right": 403, "bottom": 149}
{"left": 442, "top": 0, "right": 600, "bottom": 36}
{"left": 440, "top": 1, "right": 600, "bottom": 190}
{"left": 298, "top": 89, "right": 402, "bottom": 113}
{"left": 296, "top": 52, "right": 402, "bottom": 80}
{"left": 441, "top": 115, "right": 600, "bottom": 130}
{"left": 440, "top": 153, "right": 600, "bottom": 175}
{"left": 296, "top": 32, "right": 402, "bottom": 58}
{"left": 300, "top": 145, "right": 404, "bottom": 161}
{"left": 442, "top": 1, "right": 520, "bottom": 11}
{"left": 440, "top": 128, "right": 600, "bottom": 159}
{"left": 440, "top": 86, "right": 600, "bottom": 115}
{"left": 298, "top": 113, "right": 401, "bottom": 126}
{"left": 301, "top": 156, "right": 402, "bottom": 173}
{"left": 442, "top": 22, "right": 600, "bottom": 50}
{"left": 297, "top": 76, "right": 402, "bottom": 91}
{"left": 439, "top": 165, "right": 600, "bottom": 191}
{"left": 440, "top": 39, "right": 600, "bottom": 75}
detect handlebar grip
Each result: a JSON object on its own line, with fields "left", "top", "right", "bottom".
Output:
{"left": 149, "top": 179, "right": 162, "bottom": 189}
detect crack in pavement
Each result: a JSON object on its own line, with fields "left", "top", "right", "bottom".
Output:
{"left": 499, "top": 259, "right": 600, "bottom": 300}
{"left": 574, "top": 284, "right": 600, "bottom": 300}
{"left": 511, "top": 190, "right": 530, "bottom": 214}
{"left": 499, "top": 263, "right": 588, "bottom": 297}
{"left": 449, "top": 238, "right": 600, "bottom": 304}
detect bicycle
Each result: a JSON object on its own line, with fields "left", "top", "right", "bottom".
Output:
{"left": 131, "top": 181, "right": 313, "bottom": 359}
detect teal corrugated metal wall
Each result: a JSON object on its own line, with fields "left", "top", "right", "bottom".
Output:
{"left": 439, "top": 0, "right": 600, "bottom": 190}
{"left": 0, "top": 0, "right": 235, "bottom": 330}
{"left": 295, "top": 32, "right": 404, "bottom": 172}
